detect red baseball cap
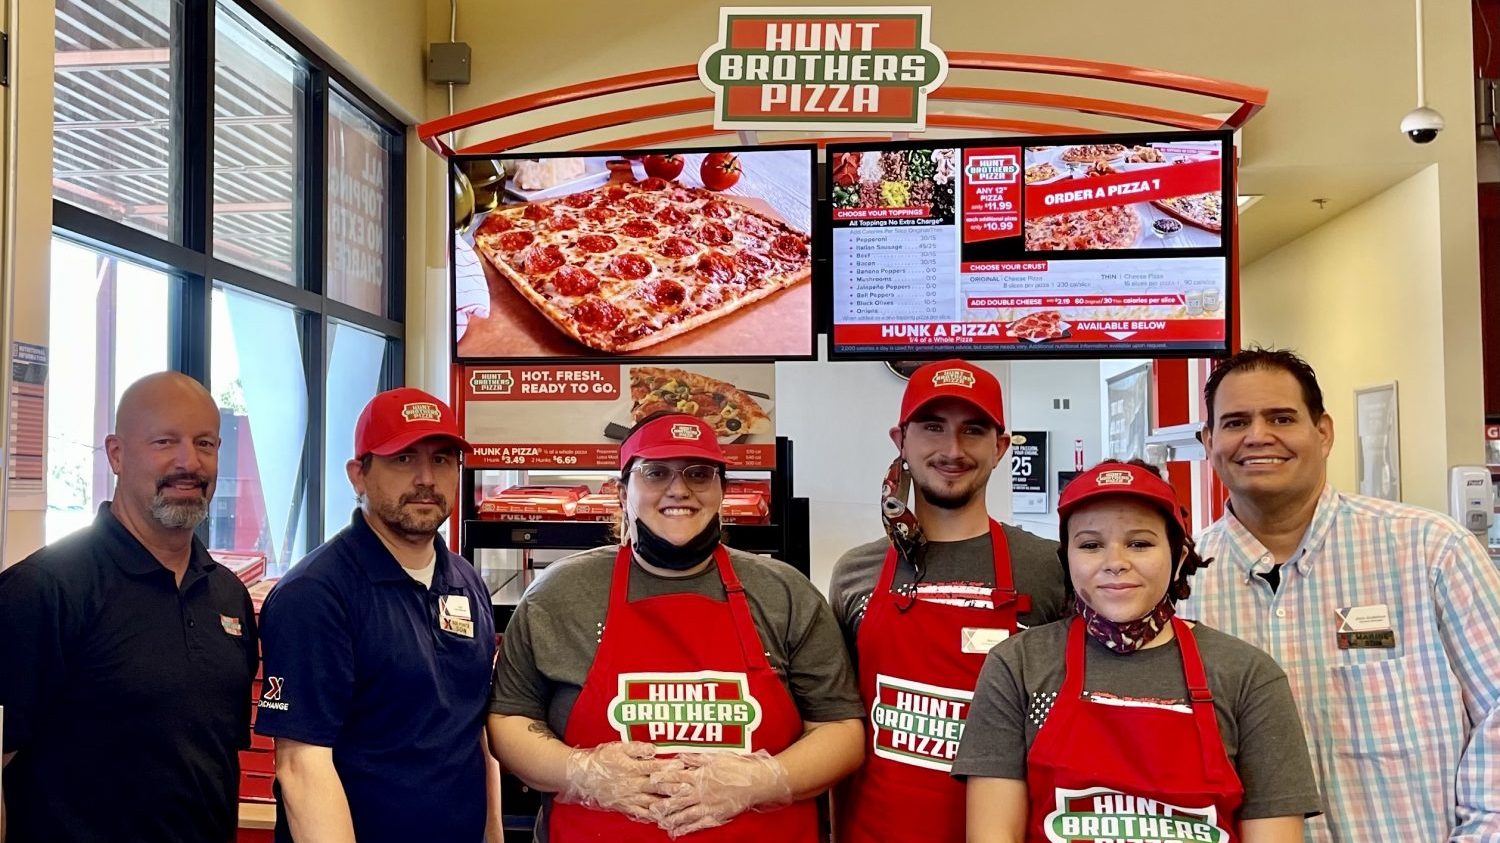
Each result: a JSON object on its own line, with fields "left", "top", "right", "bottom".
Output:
{"left": 619, "top": 414, "right": 726, "bottom": 467}
{"left": 899, "top": 359, "right": 1005, "bottom": 428}
{"left": 354, "top": 387, "right": 471, "bottom": 458}
{"left": 1057, "top": 462, "right": 1188, "bottom": 535}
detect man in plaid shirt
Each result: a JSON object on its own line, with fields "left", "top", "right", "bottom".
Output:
{"left": 1183, "top": 347, "right": 1500, "bottom": 841}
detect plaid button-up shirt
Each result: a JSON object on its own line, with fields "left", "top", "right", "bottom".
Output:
{"left": 1182, "top": 485, "right": 1500, "bottom": 842}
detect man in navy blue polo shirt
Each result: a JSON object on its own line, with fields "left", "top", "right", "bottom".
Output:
{"left": 254, "top": 387, "right": 498, "bottom": 843}
{"left": 0, "top": 372, "right": 258, "bottom": 843}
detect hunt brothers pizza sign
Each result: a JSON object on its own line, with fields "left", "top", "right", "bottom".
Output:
{"left": 698, "top": 6, "right": 949, "bottom": 131}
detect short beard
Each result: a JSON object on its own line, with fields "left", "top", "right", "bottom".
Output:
{"left": 370, "top": 491, "right": 450, "bottom": 541}
{"left": 911, "top": 462, "right": 989, "bottom": 510}
{"left": 915, "top": 479, "right": 984, "bottom": 510}
{"left": 151, "top": 495, "right": 209, "bottom": 530}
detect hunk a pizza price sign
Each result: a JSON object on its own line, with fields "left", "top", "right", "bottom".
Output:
{"left": 698, "top": 6, "right": 949, "bottom": 131}
{"left": 607, "top": 671, "right": 764, "bottom": 751}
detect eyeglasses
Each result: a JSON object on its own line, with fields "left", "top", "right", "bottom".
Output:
{"left": 629, "top": 462, "right": 721, "bottom": 491}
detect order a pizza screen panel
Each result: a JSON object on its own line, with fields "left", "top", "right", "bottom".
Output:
{"left": 451, "top": 146, "right": 817, "bottom": 364}
{"left": 825, "top": 130, "right": 1235, "bottom": 360}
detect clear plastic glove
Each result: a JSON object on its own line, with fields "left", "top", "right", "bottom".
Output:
{"left": 556, "top": 741, "right": 673, "bottom": 823}
{"left": 647, "top": 750, "right": 793, "bottom": 838}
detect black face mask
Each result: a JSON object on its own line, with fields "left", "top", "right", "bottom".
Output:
{"left": 632, "top": 517, "right": 722, "bottom": 571}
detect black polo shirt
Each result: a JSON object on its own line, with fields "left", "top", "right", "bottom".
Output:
{"left": 0, "top": 503, "right": 259, "bottom": 843}
{"left": 255, "top": 510, "right": 495, "bottom": 843}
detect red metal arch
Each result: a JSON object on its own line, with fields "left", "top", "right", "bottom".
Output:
{"left": 417, "top": 52, "right": 1266, "bottom": 156}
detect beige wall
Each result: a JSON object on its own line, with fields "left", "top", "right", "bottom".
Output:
{"left": 2, "top": 0, "right": 55, "bottom": 565}
{"left": 261, "top": 0, "right": 426, "bottom": 121}
{"left": 1239, "top": 167, "right": 1450, "bottom": 510}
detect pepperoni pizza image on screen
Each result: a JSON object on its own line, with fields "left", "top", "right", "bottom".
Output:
{"left": 462, "top": 151, "right": 814, "bottom": 358}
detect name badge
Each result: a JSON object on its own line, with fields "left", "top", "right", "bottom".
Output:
{"left": 1336, "top": 603, "right": 1396, "bottom": 649}
{"left": 960, "top": 627, "right": 1009, "bottom": 654}
{"left": 440, "top": 614, "right": 476, "bottom": 638}
{"left": 440, "top": 595, "right": 472, "bottom": 620}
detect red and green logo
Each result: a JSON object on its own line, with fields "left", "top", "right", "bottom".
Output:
{"left": 1044, "top": 788, "right": 1230, "bottom": 843}
{"left": 870, "top": 673, "right": 972, "bottom": 771}
{"left": 607, "top": 671, "right": 763, "bottom": 751}
{"left": 697, "top": 6, "right": 949, "bottom": 131}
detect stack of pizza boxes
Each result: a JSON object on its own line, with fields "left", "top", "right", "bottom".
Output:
{"left": 720, "top": 479, "right": 771, "bottom": 525}
{"left": 239, "top": 576, "right": 279, "bottom": 803}
{"left": 477, "top": 484, "right": 590, "bottom": 520}
{"left": 574, "top": 479, "right": 622, "bottom": 522}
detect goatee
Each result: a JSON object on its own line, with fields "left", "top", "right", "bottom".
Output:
{"left": 372, "top": 490, "right": 451, "bottom": 540}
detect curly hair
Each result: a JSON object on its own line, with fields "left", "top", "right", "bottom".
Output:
{"left": 1056, "top": 458, "right": 1213, "bottom": 605}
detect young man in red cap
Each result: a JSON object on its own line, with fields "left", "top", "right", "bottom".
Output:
{"left": 255, "top": 387, "right": 500, "bottom": 843}
{"left": 830, "top": 359, "right": 1068, "bottom": 843}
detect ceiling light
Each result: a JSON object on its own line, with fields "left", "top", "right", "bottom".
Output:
{"left": 1236, "top": 194, "right": 1263, "bottom": 211}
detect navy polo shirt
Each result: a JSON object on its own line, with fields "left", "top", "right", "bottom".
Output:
{"left": 0, "top": 503, "right": 259, "bottom": 843}
{"left": 255, "top": 510, "right": 496, "bottom": 843}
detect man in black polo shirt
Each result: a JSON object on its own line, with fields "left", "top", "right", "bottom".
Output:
{"left": 255, "top": 387, "right": 498, "bottom": 843}
{"left": 0, "top": 371, "right": 258, "bottom": 843}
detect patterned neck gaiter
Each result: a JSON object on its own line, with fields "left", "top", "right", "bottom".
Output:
{"left": 880, "top": 456, "right": 926, "bottom": 571}
{"left": 1072, "top": 592, "right": 1176, "bottom": 653}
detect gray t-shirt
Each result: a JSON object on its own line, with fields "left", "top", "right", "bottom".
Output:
{"left": 828, "top": 526, "right": 1069, "bottom": 655}
{"left": 492, "top": 545, "right": 864, "bottom": 842}
{"left": 952, "top": 620, "right": 1322, "bottom": 822}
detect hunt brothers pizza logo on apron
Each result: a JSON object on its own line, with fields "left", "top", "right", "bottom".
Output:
{"left": 870, "top": 674, "right": 972, "bottom": 771}
{"left": 1043, "top": 787, "right": 1230, "bottom": 843}
{"left": 607, "top": 671, "right": 764, "bottom": 750}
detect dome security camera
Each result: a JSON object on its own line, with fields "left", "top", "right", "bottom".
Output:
{"left": 1400, "top": 106, "right": 1445, "bottom": 143}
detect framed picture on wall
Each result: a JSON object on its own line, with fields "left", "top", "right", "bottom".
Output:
{"left": 1355, "top": 382, "right": 1401, "bottom": 501}
{"left": 1106, "top": 364, "right": 1152, "bottom": 462}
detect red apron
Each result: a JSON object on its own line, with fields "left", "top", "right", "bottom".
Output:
{"left": 549, "top": 545, "right": 818, "bottom": 842}
{"left": 1024, "top": 617, "right": 1244, "bottom": 843}
{"left": 840, "top": 520, "right": 1026, "bottom": 843}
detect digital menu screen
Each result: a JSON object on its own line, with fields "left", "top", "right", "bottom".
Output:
{"left": 826, "top": 131, "right": 1233, "bottom": 358}
{"left": 453, "top": 145, "right": 816, "bottom": 362}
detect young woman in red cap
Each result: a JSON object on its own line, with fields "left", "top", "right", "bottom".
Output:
{"left": 488, "top": 412, "right": 865, "bottom": 841}
{"left": 954, "top": 460, "right": 1321, "bottom": 843}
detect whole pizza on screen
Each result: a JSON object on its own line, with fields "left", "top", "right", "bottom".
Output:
{"left": 472, "top": 177, "right": 812, "bottom": 353}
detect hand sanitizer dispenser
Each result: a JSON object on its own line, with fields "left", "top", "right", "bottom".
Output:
{"left": 1448, "top": 466, "right": 1493, "bottom": 535}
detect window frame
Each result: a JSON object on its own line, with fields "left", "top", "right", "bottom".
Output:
{"left": 51, "top": 0, "right": 406, "bottom": 555}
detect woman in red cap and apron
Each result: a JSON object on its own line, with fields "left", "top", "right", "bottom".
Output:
{"left": 488, "top": 412, "right": 865, "bottom": 841}
{"left": 954, "top": 459, "right": 1321, "bottom": 843}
